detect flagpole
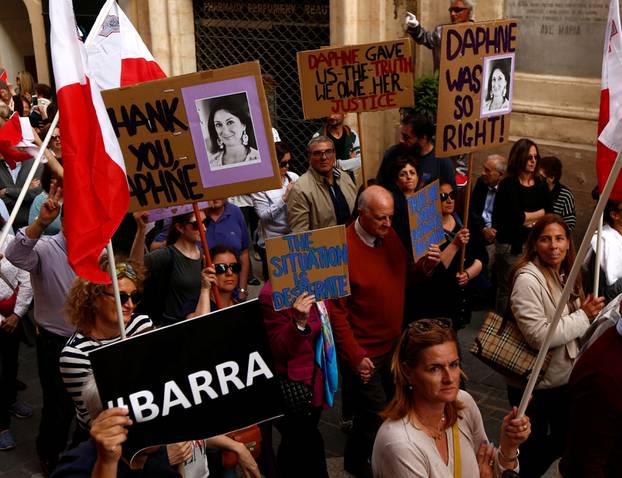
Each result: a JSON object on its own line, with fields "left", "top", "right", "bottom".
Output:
{"left": 593, "top": 214, "right": 603, "bottom": 295}
{"left": 517, "top": 149, "right": 622, "bottom": 417}
{"left": 106, "top": 241, "right": 127, "bottom": 339}
{"left": 0, "top": 113, "right": 60, "bottom": 251}
{"left": 193, "top": 202, "right": 222, "bottom": 309}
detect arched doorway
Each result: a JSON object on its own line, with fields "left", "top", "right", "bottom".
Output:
{"left": 0, "top": 0, "right": 35, "bottom": 81}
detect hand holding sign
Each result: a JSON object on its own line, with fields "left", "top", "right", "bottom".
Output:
{"left": 292, "top": 292, "right": 316, "bottom": 329}
{"left": 452, "top": 228, "right": 470, "bottom": 247}
{"left": 91, "top": 407, "right": 133, "bottom": 465}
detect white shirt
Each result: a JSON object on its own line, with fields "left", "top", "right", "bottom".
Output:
{"left": 251, "top": 172, "right": 299, "bottom": 245}
{"left": 354, "top": 217, "right": 376, "bottom": 247}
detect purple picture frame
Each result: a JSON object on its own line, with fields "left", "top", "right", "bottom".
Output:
{"left": 181, "top": 76, "right": 274, "bottom": 188}
{"left": 480, "top": 52, "right": 515, "bottom": 119}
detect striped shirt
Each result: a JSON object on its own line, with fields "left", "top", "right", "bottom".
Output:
{"left": 551, "top": 183, "right": 576, "bottom": 232}
{"left": 59, "top": 315, "right": 153, "bottom": 429}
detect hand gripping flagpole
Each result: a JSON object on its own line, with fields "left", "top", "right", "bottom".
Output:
{"left": 517, "top": 149, "right": 622, "bottom": 417}
{"left": 593, "top": 214, "right": 604, "bottom": 295}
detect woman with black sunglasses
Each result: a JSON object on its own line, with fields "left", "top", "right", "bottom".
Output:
{"left": 60, "top": 258, "right": 153, "bottom": 437}
{"left": 410, "top": 182, "right": 487, "bottom": 332}
{"left": 133, "top": 210, "right": 205, "bottom": 325}
{"left": 189, "top": 245, "right": 242, "bottom": 317}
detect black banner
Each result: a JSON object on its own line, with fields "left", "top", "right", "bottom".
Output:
{"left": 90, "top": 299, "right": 283, "bottom": 460}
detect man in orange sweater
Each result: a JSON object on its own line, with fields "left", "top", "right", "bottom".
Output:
{"left": 330, "top": 185, "right": 440, "bottom": 477}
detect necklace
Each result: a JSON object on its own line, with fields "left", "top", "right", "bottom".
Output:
{"left": 413, "top": 411, "right": 446, "bottom": 441}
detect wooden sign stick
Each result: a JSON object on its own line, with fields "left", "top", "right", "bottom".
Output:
{"left": 193, "top": 202, "right": 222, "bottom": 309}
{"left": 357, "top": 112, "right": 368, "bottom": 188}
{"left": 459, "top": 152, "right": 474, "bottom": 273}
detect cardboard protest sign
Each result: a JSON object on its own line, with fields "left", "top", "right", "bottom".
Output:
{"left": 146, "top": 201, "right": 210, "bottom": 222}
{"left": 101, "top": 61, "right": 281, "bottom": 211}
{"left": 297, "top": 39, "right": 415, "bottom": 119}
{"left": 435, "top": 20, "right": 518, "bottom": 158}
{"left": 90, "top": 300, "right": 283, "bottom": 462}
{"left": 407, "top": 180, "right": 445, "bottom": 261}
{"left": 266, "top": 225, "right": 350, "bottom": 310}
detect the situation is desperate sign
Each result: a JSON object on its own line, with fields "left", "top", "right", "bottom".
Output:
{"left": 436, "top": 20, "right": 518, "bottom": 158}
{"left": 266, "top": 226, "right": 350, "bottom": 310}
{"left": 90, "top": 300, "right": 283, "bottom": 462}
{"left": 297, "top": 39, "right": 415, "bottom": 119}
{"left": 407, "top": 180, "right": 445, "bottom": 261}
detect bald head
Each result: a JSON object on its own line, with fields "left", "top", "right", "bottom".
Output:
{"left": 482, "top": 154, "right": 506, "bottom": 187}
{"left": 358, "top": 186, "right": 394, "bottom": 238}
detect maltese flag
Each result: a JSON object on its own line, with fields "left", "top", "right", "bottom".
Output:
{"left": 50, "top": 0, "right": 165, "bottom": 283}
{"left": 597, "top": 0, "right": 622, "bottom": 200}
{"left": 50, "top": 0, "right": 129, "bottom": 283}
{"left": 86, "top": 0, "right": 166, "bottom": 89}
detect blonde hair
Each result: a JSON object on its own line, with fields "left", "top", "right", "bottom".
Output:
{"left": 65, "top": 257, "right": 145, "bottom": 332}
{"left": 381, "top": 320, "right": 464, "bottom": 427}
{"left": 17, "top": 71, "right": 35, "bottom": 96}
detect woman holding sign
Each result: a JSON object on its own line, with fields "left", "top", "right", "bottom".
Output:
{"left": 372, "top": 319, "right": 530, "bottom": 477}
{"left": 388, "top": 155, "right": 421, "bottom": 253}
{"left": 410, "top": 182, "right": 487, "bottom": 332}
{"left": 259, "top": 284, "right": 338, "bottom": 478}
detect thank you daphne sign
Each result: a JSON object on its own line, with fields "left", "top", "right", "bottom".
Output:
{"left": 90, "top": 300, "right": 283, "bottom": 461}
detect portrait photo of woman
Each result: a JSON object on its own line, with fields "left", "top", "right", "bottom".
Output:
{"left": 481, "top": 55, "right": 514, "bottom": 116}
{"left": 196, "top": 92, "right": 261, "bottom": 170}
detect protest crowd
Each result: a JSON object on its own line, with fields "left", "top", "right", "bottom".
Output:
{"left": 1, "top": 1, "right": 622, "bottom": 478}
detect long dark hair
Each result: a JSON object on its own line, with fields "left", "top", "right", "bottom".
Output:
{"left": 207, "top": 93, "right": 257, "bottom": 154}
{"left": 507, "top": 138, "right": 540, "bottom": 178}
{"left": 486, "top": 59, "right": 511, "bottom": 102}
{"left": 510, "top": 214, "right": 583, "bottom": 300}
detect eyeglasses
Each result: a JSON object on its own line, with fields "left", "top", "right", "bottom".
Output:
{"left": 310, "top": 148, "right": 335, "bottom": 158}
{"left": 279, "top": 160, "right": 290, "bottom": 168}
{"left": 439, "top": 191, "right": 457, "bottom": 202}
{"left": 102, "top": 291, "right": 143, "bottom": 305}
{"left": 448, "top": 6, "right": 468, "bottom": 13}
{"left": 408, "top": 318, "right": 451, "bottom": 333}
{"left": 214, "top": 263, "right": 242, "bottom": 274}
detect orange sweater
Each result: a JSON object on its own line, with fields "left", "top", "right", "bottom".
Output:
{"left": 330, "top": 224, "right": 409, "bottom": 369}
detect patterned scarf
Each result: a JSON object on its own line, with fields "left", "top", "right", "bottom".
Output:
{"left": 314, "top": 301, "right": 339, "bottom": 407}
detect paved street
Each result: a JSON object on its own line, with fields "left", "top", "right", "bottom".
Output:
{"left": 2, "top": 302, "right": 556, "bottom": 477}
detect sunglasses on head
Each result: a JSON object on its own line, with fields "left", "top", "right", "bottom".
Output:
{"left": 440, "top": 191, "right": 457, "bottom": 202}
{"left": 103, "top": 291, "right": 143, "bottom": 305}
{"left": 214, "top": 263, "right": 242, "bottom": 274}
{"left": 408, "top": 318, "right": 451, "bottom": 333}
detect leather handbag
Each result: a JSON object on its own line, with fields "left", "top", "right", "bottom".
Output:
{"left": 221, "top": 424, "right": 262, "bottom": 470}
{"left": 277, "top": 376, "right": 313, "bottom": 416}
{"left": 469, "top": 310, "right": 552, "bottom": 385}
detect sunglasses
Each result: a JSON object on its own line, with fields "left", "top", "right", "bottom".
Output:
{"left": 449, "top": 6, "right": 468, "bottom": 13}
{"left": 279, "top": 160, "right": 290, "bottom": 168}
{"left": 186, "top": 220, "right": 204, "bottom": 230}
{"left": 103, "top": 291, "right": 143, "bottom": 305}
{"left": 408, "top": 318, "right": 451, "bottom": 333}
{"left": 527, "top": 154, "right": 539, "bottom": 160}
{"left": 440, "top": 191, "right": 457, "bottom": 202}
{"left": 51, "top": 135, "right": 61, "bottom": 141}
{"left": 214, "top": 263, "right": 242, "bottom": 274}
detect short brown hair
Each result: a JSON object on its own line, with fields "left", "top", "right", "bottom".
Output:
{"left": 381, "top": 319, "right": 464, "bottom": 426}
{"left": 65, "top": 257, "right": 145, "bottom": 332}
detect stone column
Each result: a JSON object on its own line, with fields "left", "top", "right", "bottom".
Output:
{"left": 22, "top": 0, "right": 50, "bottom": 84}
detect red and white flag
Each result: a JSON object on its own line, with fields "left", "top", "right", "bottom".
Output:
{"left": 0, "top": 113, "right": 32, "bottom": 169}
{"left": 50, "top": 0, "right": 130, "bottom": 283}
{"left": 86, "top": 0, "right": 166, "bottom": 90}
{"left": 597, "top": 0, "right": 622, "bottom": 200}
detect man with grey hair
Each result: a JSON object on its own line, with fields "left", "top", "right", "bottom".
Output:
{"left": 329, "top": 185, "right": 441, "bottom": 477}
{"left": 471, "top": 154, "right": 507, "bottom": 244}
{"left": 286, "top": 135, "right": 357, "bottom": 232}
{"left": 404, "top": 0, "right": 476, "bottom": 71}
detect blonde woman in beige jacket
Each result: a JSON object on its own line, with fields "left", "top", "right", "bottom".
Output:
{"left": 507, "top": 214, "right": 604, "bottom": 477}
